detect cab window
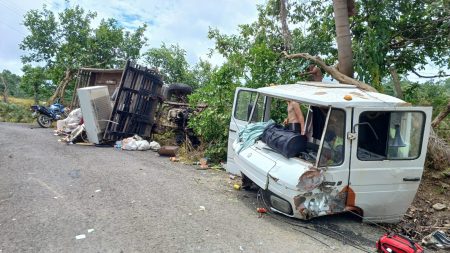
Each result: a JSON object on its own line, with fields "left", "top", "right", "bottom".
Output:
{"left": 234, "top": 90, "right": 265, "bottom": 122}
{"left": 318, "top": 109, "right": 346, "bottom": 167}
{"left": 357, "top": 111, "right": 425, "bottom": 160}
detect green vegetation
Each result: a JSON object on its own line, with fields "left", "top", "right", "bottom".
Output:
{"left": 0, "top": 101, "right": 34, "bottom": 123}
{"left": 20, "top": 4, "right": 147, "bottom": 103}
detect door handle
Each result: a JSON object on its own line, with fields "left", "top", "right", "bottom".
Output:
{"left": 403, "top": 177, "right": 420, "bottom": 182}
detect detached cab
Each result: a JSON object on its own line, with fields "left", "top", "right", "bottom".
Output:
{"left": 226, "top": 82, "right": 432, "bottom": 223}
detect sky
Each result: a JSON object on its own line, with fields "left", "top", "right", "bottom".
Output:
{"left": 0, "top": 0, "right": 265, "bottom": 75}
{"left": 0, "top": 0, "right": 445, "bottom": 83}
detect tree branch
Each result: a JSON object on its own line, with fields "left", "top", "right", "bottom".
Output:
{"left": 283, "top": 52, "right": 378, "bottom": 92}
{"left": 411, "top": 69, "right": 450, "bottom": 78}
{"left": 431, "top": 102, "right": 450, "bottom": 129}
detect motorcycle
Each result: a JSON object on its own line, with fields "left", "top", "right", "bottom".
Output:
{"left": 30, "top": 99, "right": 68, "bottom": 128}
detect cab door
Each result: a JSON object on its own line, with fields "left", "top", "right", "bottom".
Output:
{"left": 350, "top": 107, "right": 432, "bottom": 222}
{"left": 225, "top": 88, "right": 265, "bottom": 175}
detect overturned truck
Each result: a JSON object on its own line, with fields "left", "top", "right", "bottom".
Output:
{"left": 71, "top": 61, "right": 199, "bottom": 145}
{"left": 227, "top": 82, "right": 432, "bottom": 223}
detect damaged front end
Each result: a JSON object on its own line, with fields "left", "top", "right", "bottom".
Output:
{"left": 266, "top": 163, "right": 355, "bottom": 220}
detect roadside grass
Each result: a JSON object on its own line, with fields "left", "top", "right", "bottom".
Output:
{"left": 0, "top": 97, "right": 36, "bottom": 123}
{"left": 8, "top": 97, "right": 37, "bottom": 107}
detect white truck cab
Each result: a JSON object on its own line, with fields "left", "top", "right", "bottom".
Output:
{"left": 226, "top": 82, "right": 432, "bottom": 223}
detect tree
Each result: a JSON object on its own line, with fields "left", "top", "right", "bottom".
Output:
{"left": 279, "top": 0, "right": 292, "bottom": 51}
{"left": 144, "top": 43, "right": 194, "bottom": 85}
{"left": 0, "top": 69, "right": 23, "bottom": 97}
{"left": 1, "top": 75, "right": 8, "bottom": 103}
{"left": 190, "top": 59, "right": 216, "bottom": 90}
{"left": 332, "top": 0, "right": 354, "bottom": 77}
{"left": 20, "top": 65, "right": 47, "bottom": 104}
{"left": 291, "top": 0, "right": 450, "bottom": 88}
{"left": 20, "top": 4, "right": 147, "bottom": 103}
{"left": 188, "top": 60, "right": 242, "bottom": 161}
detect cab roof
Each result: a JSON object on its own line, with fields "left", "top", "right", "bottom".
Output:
{"left": 257, "top": 82, "right": 409, "bottom": 108}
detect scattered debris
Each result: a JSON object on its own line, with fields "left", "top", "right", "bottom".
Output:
{"left": 432, "top": 203, "right": 447, "bottom": 211}
{"left": 229, "top": 175, "right": 236, "bottom": 180}
{"left": 199, "top": 206, "right": 206, "bottom": 211}
{"left": 257, "top": 207, "right": 267, "bottom": 218}
{"left": 158, "top": 146, "right": 179, "bottom": 156}
{"left": 210, "top": 164, "right": 223, "bottom": 170}
{"left": 239, "top": 245, "right": 244, "bottom": 251}
{"left": 422, "top": 230, "right": 450, "bottom": 250}
{"left": 95, "top": 189, "right": 101, "bottom": 193}
{"left": 199, "top": 158, "right": 209, "bottom": 169}
{"left": 120, "top": 135, "right": 151, "bottom": 151}
{"left": 169, "top": 157, "right": 180, "bottom": 162}
{"left": 257, "top": 208, "right": 267, "bottom": 213}
{"left": 75, "top": 234, "right": 86, "bottom": 240}
{"left": 87, "top": 229, "right": 94, "bottom": 233}
{"left": 233, "top": 184, "right": 241, "bottom": 190}
{"left": 376, "top": 233, "right": 424, "bottom": 253}
{"left": 149, "top": 141, "right": 161, "bottom": 151}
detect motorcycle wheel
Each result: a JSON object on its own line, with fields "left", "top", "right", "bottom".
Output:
{"left": 37, "top": 114, "right": 52, "bottom": 128}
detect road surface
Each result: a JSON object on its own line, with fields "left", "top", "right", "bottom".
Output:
{"left": 0, "top": 122, "right": 381, "bottom": 252}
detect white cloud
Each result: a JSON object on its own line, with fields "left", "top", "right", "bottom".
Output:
{"left": 0, "top": 0, "right": 266, "bottom": 75}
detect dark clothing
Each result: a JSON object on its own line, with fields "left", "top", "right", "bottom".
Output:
{"left": 287, "top": 123, "right": 301, "bottom": 132}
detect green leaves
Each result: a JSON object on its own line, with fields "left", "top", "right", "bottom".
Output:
{"left": 20, "top": 4, "right": 148, "bottom": 101}
{"left": 144, "top": 43, "right": 192, "bottom": 85}
{"left": 0, "top": 70, "right": 22, "bottom": 97}
{"left": 20, "top": 65, "right": 49, "bottom": 103}
{"left": 188, "top": 62, "right": 241, "bottom": 162}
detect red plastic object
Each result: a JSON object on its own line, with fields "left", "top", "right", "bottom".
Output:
{"left": 257, "top": 208, "right": 267, "bottom": 213}
{"left": 376, "top": 233, "right": 424, "bottom": 253}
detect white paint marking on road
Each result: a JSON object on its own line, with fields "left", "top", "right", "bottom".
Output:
{"left": 28, "top": 177, "right": 64, "bottom": 199}
{"left": 87, "top": 229, "right": 94, "bottom": 233}
{"left": 75, "top": 234, "right": 86, "bottom": 240}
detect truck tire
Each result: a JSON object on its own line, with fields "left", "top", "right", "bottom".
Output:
{"left": 163, "top": 83, "right": 193, "bottom": 100}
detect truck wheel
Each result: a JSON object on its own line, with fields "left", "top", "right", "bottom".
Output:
{"left": 241, "top": 174, "right": 254, "bottom": 190}
{"left": 163, "top": 83, "right": 193, "bottom": 100}
{"left": 37, "top": 114, "right": 52, "bottom": 128}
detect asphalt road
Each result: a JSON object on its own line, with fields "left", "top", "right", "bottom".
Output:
{"left": 0, "top": 122, "right": 382, "bottom": 252}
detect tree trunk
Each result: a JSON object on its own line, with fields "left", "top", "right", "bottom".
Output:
{"left": 279, "top": 0, "right": 292, "bottom": 51}
{"left": 389, "top": 66, "right": 404, "bottom": 100}
{"left": 1, "top": 75, "right": 9, "bottom": 103}
{"left": 34, "top": 83, "right": 39, "bottom": 104}
{"left": 49, "top": 68, "right": 74, "bottom": 104}
{"left": 431, "top": 102, "right": 450, "bottom": 129}
{"left": 283, "top": 52, "right": 377, "bottom": 92}
{"left": 333, "top": 0, "right": 354, "bottom": 77}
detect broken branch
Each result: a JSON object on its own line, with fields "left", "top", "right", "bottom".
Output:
{"left": 431, "top": 102, "right": 450, "bottom": 129}
{"left": 411, "top": 69, "right": 450, "bottom": 78}
{"left": 282, "top": 52, "right": 377, "bottom": 92}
